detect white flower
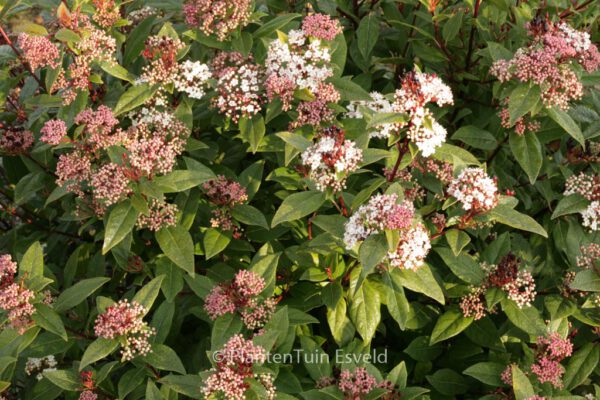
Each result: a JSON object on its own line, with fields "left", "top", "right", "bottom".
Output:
{"left": 448, "top": 167, "right": 498, "bottom": 212}
{"left": 581, "top": 201, "right": 600, "bottom": 231}
{"left": 388, "top": 224, "right": 431, "bottom": 270}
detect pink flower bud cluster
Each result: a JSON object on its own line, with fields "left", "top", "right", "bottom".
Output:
{"left": 447, "top": 167, "right": 498, "bottom": 212}
{"left": 290, "top": 82, "right": 341, "bottom": 129}
{"left": 498, "top": 105, "right": 541, "bottom": 136}
{"left": 17, "top": 33, "right": 60, "bottom": 71}
{"left": 78, "top": 391, "right": 98, "bottom": 400}
{"left": 301, "top": 14, "right": 342, "bottom": 41}
{"left": 92, "top": 0, "right": 120, "bottom": 28}
{"left": 0, "top": 127, "right": 34, "bottom": 155}
{"left": 0, "top": 254, "right": 36, "bottom": 333}
{"left": 201, "top": 334, "right": 274, "bottom": 400}
{"left": 94, "top": 299, "right": 156, "bottom": 361}
{"left": 136, "top": 199, "right": 178, "bottom": 231}
{"left": 211, "top": 52, "right": 263, "bottom": 123}
{"left": 490, "top": 21, "right": 600, "bottom": 127}
{"left": 203, "top": 175, "right": 248, "bottom": 236}
{"left": 530, "top": 332, "right": 573, "bottom": 388}
{"left": 204, "top": 270, "right": 276, "bottom": 329}
{"left": 577, "top": 243, "right": 600, "bottom": 269}
{"left": 183, "top": 0, "right": 252, "bottom": 41}
{"left": 265, "top": 18, "right": 340, "bottom": 112}
{"left": 141, "top": 35, "right": 186, "bottom": 85}
{"left": 393, "top": 72, "right": 454, "bottom": 156}
{"left": 318, "top": 368, "right": 400, "bottom": 400}
{"left": 40, "top": 119, "right": 68, "bottom": 145}
{"left": 564, "top": 173, "right": 600, "bottom": 231}
{"left": 461, "top": 254, "right": 536, "bottom": 319}
{"left": 301, "top": 126, "right": 363, "bottom": 193}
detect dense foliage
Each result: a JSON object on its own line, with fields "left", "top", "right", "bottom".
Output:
{"left": 0, "top": 0, "right": 599, "bottom": 399}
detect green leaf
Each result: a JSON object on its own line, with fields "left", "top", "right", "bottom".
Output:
{"left": 359, "top": 234, "right": 387, "bottom": 276}
{"left": 509, "top": 131, "right": 543, "bottom": 184}
{"left": 271, "top": 191, "right": 327, "bottom": 227}
{"left": 102, "top": 200, "right": 139, "bottom": 254}
{"left": 203, "top": 228, "right": 231, "bottom": 259}
{"left": 511, "top": 365, "right": 535, "bottom": 400}
{"left": 357, "top": 14, "right": 379, "bottom": 59}
{"left": 239, "top": 115, "right": 266, "bottom": 153}
{"left": 143, "top": 344, "right": 186, "bottom": 374}
{"left": 451, "top": 126, "right": 497, "bottom": 150}
{"left": 444, "top": 229, "right": 471, "bottom": 256}
{"left": 124, "top": 16, "right": 156, "bottom": 65}
{"left": 366, "top": 112, "right": 408, "bottom": 129}
{"left": 118, "top": 368, "right": 146, "bottom": 399}
{"left": 501, "top": 299, "right": 546, "bottom": 336}
{"left": 562, "top": 343, "right": 599, "bottom": 390}
{"left": 393, "top": 266, "right": 445, "bottom": 304}
{"left": 155, "top": 168, "right": 215, "bottom": 193}
{"left": 253, "top": 13, "right": 301, "bottom": 38}
{"left": 43, "top": 370, "right": 80, "bottom": 391}
{"left": 442, "top": 11, "right": 463, "bottom": 42}
{"left": 383, "top": 271, "right": 409, "bottom": 330}
{"left": 113, "top": 83, "right": 158, "bottom": 115}
{"left": 156, "top": 257, "right": 184, "bottom": 302}
{"left": 15, "top": 172, "right": 45, "bottom": 205}
{"left": 79, "top": 338, "right": 119, "bottom": 370}
{"left": 430, "top": 307, "right": 473, "bottom": 344}
{"left": 551, "top": 193, "right": 589, "bottom": 219}
{"left": 329, "top": 76, "right": 372, "bottom": 101}
{"left": 463, "top": 362, "right": 505, "bottom": 386}
{"left": 547, "top": 107, "right": 585, "bottom": 147}
{"left": 231, "top": 204, "right": 269, "bottom": 229}
{"left": 32, "top": 303, "right": 67, "bottom": 341}
{"left": 570, "top": 270, "right": 600, "bottom": 292}
{"left": 159, "top": 375, "right": 204, "bottom": 398}
{"left": 54, "top": 277, "right": 110, "bottom": 312}
{"left": 20, "top": 241, "right": 44, "bottom": 278}
{"left": 489, "top": 205, "right": 548, "bottom": 237}
{"left": 435, "top": 247, "right": 485, "bottom": 285}
{"left": 426, "top": 369, "right": 468, "bottom": 395}
{"left": 327, "top": 297, "right": 354, "bottom": 346}
{"left": 349, "top": 280, "right": 381, "bottom": 343}
{"left": 156, "top": 226, "right": 195, "bottom": 274}
{"left": 508, "top": 85, "right": 540, "bottom": 126}
{"left": 276, "top": 131, "right": 312, "bottom": 151}
{"left": 433, "top": 143, "right": 480, "bottom": 165}
{"left": 132, "top": 275, "right": 165, "bottom": 313}
{"left": 211, "top": 314, "right": 243, "bottom": 351}
{"left": 145, "top": 380, "right": 162, "bottom": 400}
{"left": 100, "top": 61, "right": 136, "bottom": 83}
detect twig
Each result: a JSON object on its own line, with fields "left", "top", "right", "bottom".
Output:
{"left": 464, "top": 0, "right": 481, "bottom": 71}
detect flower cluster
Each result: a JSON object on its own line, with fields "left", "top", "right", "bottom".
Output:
{"left": 25, "top": 355, "right": 57, "bottom": 380}
{"left": 203, "top": 175, "right": 248, "bottom": 236}
{"left": 347, "top": 92, "right": 399, "bottom": 139}
{"left": 0, "top": 254, "right": 36, "bottom": 333}
{"left": 40, "top": 119, "right": 67, "bottom": 145}
{"left": 460, "top": 254, "right": 536, "bottom": 319}
{"left": 204, "top": 270, "right": 276, "bottom": 329}
{"left": 211, "top": 52, "right": 263, "bottom": 123}
{"left": 0, "top": 126, "right": 34, "bottom": 155}
{"left": 128, "top": 6, "right": 158, "bottom": 26}
{"left": 92, "top": 0, "right": 120, "bottom": 28}
{"left": 173, "top": 60, "right": 212, "bottom": 99}
{"left": 344, "top": 193, "right": 431, "bottom": 269}
{"left": 136, "top": 199, "right": 178, "bottom": 231}
{"left": 17, "top": 33, "right": 60, "bottom": 71}
{"left": 300, "top": 126, "right": 362, "bottom": 193}
{"left": 498, "top": 103, "right": 541, "bottom": 136}
{"left": 530, "top": 332, "right": 573, "bottom": 388}
{"left": 491, "top": 20, "right": 600, "bottom": 129}
{"left": 94, "top": 299, "right": 155, "bottom": 361}
{"left": 317, "top": 368, "right": 401, "bottom": 400}
{"left": 183, "top": 0, "right": 252, "bottom": 41}
{"left": 563, "top": 173, "right": 600, "bottom": 231}
{"left": 577, "top": 243, "right": 600, "bottom": 269}
{"left": 448, "top": 167, "right": 499, "bottom": 213}
{"left": 265, "top": 15, "right": 340, "bottom": 120}
{"left": 79, "top": 391, "right": 98, "bottom": 400}
{"left": 393, "top": 72, "right": 454, "bottom": 156}
{"left": 141, "top": 35, "right": 186, "bottom": 85}
{"left": 201, "top": 335, "right": 275, "bottom": 400}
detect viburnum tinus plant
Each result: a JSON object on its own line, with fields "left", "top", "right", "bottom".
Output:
{"left": 0, "top": 0, "right": 599, "bottom": 399}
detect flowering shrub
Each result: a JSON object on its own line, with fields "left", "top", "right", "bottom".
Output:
{"left": 0, "top": 0, "right": 599, "bottom": 399}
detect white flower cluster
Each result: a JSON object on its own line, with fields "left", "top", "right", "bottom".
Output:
{"left": 558, "top": 23, "right": 592, "bottom": 52}
{"left": 25, "top": 355, "right": 57, "bottom": 380}
{"left": 394, "top": 72, "right": 454, "bottom": 156}
{"left": 387, "top": 224, "right": 431, "bottom": 270}
{"left": 346, "top": 92, "right": 399, "bottom": 139}
{"left": 214, "top": 63, "right": 262, "bottom": 122}
{"left": 174, "top": 60, "right": 212, "bottom": 99}
{"left": 266, "top": 30, "right": 333, "bottom": 94}
{"left": 447, "top": 167, "right": 498, "bottom": 212}
{"left": 301, "top": 130, "right": 362, "bottom": 193}
{"left": 581, "top": 201, "right": 600, "bottom": 231}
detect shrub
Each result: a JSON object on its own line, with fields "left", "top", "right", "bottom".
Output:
{"left": 0, "top": 0, "right": 599, "bottom": 399}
